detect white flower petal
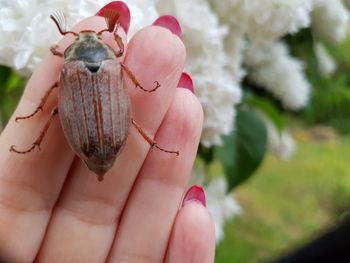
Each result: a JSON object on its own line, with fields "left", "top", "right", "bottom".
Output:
{"left": 261, "top": 115, "right": 297, "bottom": 160}
{"left": 211, "top": 0, "right": 313, "bottom": 43}
{"left": 245, "top": 42, "right": 311, "bottom": 110}
{"left": 315, "top": 43, "right": 337, "bottom": 76}
{"left": 312, "top": 0, "right": 349, "bottom": 43}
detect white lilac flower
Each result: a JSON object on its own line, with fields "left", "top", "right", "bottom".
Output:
{"left": 312, "top": 0, "right": 349, "bottom": 43}
{"left": 205, "top": 177, "right": 241, "bottom": 242}
{"left": 220, "top": 27, "right": 247, "bottom": 93}
{"left": 315, "top": 42, "right": 337, "bottom": 76}
{"left": 211, "top": 0, "right": 313, "bottom": 43}
{"left": 0, "top": 0, "right": 158, "bottom": 76}
{"left": 262, "top": 117, "right": 296, "bottom": 160}
{"left": 245, "top": 42, "right": 311, "bottom": 110}
{"left": 192, "top": 68, "right": 242, "bottom": 147}
{"left": 157, "top": 0, "right": 242, "bottom": 147}
{"left": 208, "top": 0, "right": 247, "bottom": 83}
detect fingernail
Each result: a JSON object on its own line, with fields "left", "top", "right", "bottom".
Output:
{"left": 182, "top": 185, "right": 206, "bottom": 207}
{"left": 177, "top": 72, "right": 194, "bottom": 93}
{"left": 153, "top": 15, "right": 182, "bottom": 38}
{"left": 96, "top": 1, "right": 131, "bottom": 33}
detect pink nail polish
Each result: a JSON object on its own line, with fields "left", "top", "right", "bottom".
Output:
{"left": 178, "top": 72, "right": 194, "bottom": 93}
{"left": 153, "top": 15, "right": 182, "bottom": 38}
{"left": 182, "top": 185, "right": 206, "bottom": 207}
{"left": 96, "top": 1, "right": 131, "bottom": 33}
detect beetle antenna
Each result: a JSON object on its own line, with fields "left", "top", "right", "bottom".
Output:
{"left": 50, "top": 11, "right": 78, "bottom": 37}
{"left": 97, "top": 9, "right": 120, "bottom": 35}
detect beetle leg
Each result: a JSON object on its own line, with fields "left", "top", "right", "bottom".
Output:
{"left": 50, "top": 44, "right": 64, "bottom": 57}
{"left": 113, "top": 25, "right": 124, "bottom": 58}
{"left": 114, "top": 33, "right": 124, "bottom": 57}
{"left": 131, "top": 118, "right": 179, "bottom": 156}
{"left": 121, "top": 63, "right": 161, "bottom": 93}
{"left": 15, "top": 82, "right": 59, "bottom": 122}
{"left": 10, "top": 108, "right": 59, "bottom": 154}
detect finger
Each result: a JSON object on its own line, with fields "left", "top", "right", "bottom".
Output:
{"left": 36, "top": 26, "right": 185, "bottom": 262}
{"left": 166, "top": 187, "right": 216, "bottom": 263}
{"left": 0, "top": 15, "right": 127, "bottom": 262}
{"left": 108, "top": 87, "right": 203, "bottom": 262}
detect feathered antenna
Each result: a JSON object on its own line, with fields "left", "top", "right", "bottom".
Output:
{"left": 50, "top": 11, "right": 78, "bottom": 36}
{"left": 98, "top": 9, "right": 120, "bottom": 35}
{"left": 105, "top": 9, "right": 120, "bottom": 32}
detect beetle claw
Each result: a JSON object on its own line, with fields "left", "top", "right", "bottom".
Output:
{"left": 154, "top": 81, "right": 160, "bottom": 88}
{"left": 9, "top": 143, "right": 40, "bottom": 154}
{"left": 9, "top": 145, "right": 15, "bottom": 152}
{"left": 15, "top": 106, "right": 43, "bottom": 122}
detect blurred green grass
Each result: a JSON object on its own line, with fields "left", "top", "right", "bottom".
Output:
{"left": 215, "top": 137, "right": 350, "bottom": 263}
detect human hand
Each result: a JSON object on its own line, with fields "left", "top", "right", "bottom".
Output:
{"left": 0, "top": 3, "right": 215, "bottom": 262}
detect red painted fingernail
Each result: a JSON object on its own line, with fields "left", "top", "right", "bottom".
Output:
{"left": 182, "top": 185, "right": 206, "bottom": 207}
{"left": 153, "top": 15, "right": 182, "bottom": 38}
{"left": 96, "top": 1, "right": 131, "bottom": 33}
{"left": 178, "top": 72, "right": 194, "bottom": 93}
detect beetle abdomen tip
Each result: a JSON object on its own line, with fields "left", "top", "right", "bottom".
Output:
{"left": 97, "top": 174, "right": 104, "bottom": 181}
{"left": 83, "top": 159, "right": 114, "bottom": 181}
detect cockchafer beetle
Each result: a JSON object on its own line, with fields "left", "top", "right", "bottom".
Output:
{"left": 9, "top": 10, "right": 179, "bottom": 181}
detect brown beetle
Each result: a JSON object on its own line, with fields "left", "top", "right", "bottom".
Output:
{"left": 10, "top": 10, "right": 179, "bottom": 181}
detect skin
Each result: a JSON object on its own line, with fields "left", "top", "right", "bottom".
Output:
{"left": 0, "top": 16, "right": 215, "bottom": 262}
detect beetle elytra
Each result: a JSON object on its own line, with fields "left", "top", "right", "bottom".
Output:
{"left": 10, "top": 10, "right": 179, "bottom": 181}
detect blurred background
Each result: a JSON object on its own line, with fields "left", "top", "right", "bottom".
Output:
{"left": 1, "top": 0, "right": 350, "bottom": 262}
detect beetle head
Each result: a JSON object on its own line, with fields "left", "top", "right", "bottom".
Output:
{"left": 51, "top": 10, "right": 121, "bottom": 72}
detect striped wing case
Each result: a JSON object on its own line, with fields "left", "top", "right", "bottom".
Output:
{"left": 58, "top": 59, "right": 131, "bottom": 179}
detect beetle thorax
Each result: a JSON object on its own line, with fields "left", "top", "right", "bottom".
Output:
{"left": 64, "top": 31, "right": 116, "bottom": 73}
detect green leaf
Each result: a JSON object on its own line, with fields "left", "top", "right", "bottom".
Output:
{"left": 247, "top": 96, "right": 285, "bottom": 134}
{"left": 198, "top": 144, "right": 215, "bottom": 164}
{"left": 7, "top": 72, "right": 26, "bottom": 92}
{"left": 0, "top": 66, "right": 11, "bottom": 86}
{"left": 0, "top": 67, "right": 25, "bottom": 127}
{"left": 216, "top": 109, "right": 268, "bottom": 191}
{"left": 0, "top": 66, "right": 11, "bottom": 98}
